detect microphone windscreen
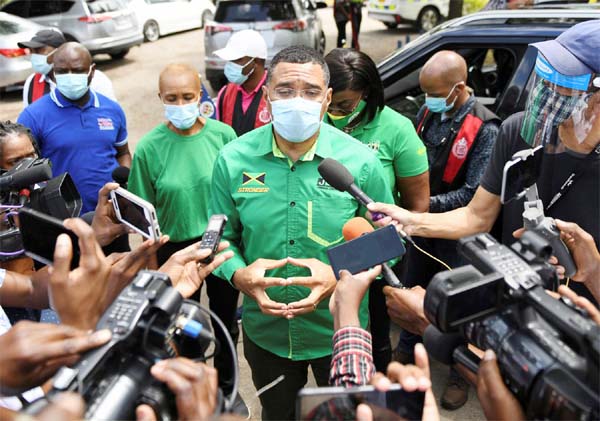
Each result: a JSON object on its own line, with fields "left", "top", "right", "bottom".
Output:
{"left": 317, "top": 158, "right": 354, "bottom": 192}
{"left": 342, "top": 217, "right": 374, "bottom": 241}
{"left": 112, "top": 166, "right": 130, "bottom": 185}
{"left": 423, "top": 325, "right": 465, "bottom": 366}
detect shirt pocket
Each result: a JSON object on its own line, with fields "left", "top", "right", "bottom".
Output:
{"left": 306, "top": 198, "right": 356, "bottom": 247}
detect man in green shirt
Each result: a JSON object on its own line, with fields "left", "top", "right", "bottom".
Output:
{"left": 210, "top": 46, "right": 394, "bottom": 420}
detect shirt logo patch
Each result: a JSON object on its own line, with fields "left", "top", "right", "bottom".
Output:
{"left": 200, "top": 101, "right": 215, "bottom": 118}
{"left": 452, "top": 138, "right": 469, "bottom": 160}
{"left": 316, "top": 177, "right": 334, "bottom": 190}
{"left": 366, "top": 141, "right": 380, "bottom": 152}
{"left": 258, "top": 108, "right": 271, "bottom": 123}
{"left": 97, "top": 117, "right": 114, "bottom": 131}
{"left": 238, "top": 172, "right": 269, "bottom": 193}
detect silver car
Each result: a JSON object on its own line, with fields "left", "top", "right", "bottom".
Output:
{"left": 204, "top": 0, "right": 327, "bottom": 91}
{"left": 1, "top": 0, "right": 143, "bottom": 59}
{"left": 0, "top": 12, "right": 45, "bottom": 88}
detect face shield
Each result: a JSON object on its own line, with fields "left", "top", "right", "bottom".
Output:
{"left": 521, "top": 53, "right": 600, "bottom": 155}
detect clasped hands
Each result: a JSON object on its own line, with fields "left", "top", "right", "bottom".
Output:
{"left": 232, "top": 257, "right": 336, "bottom": 319}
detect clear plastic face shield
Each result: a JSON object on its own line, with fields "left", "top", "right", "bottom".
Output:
{"left": 521, "top": 53, "right": 600, "bottom": 155}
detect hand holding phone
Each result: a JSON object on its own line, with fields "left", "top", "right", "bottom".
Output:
{"left": 110, "top": 188, "right": 161, "bottom": 240}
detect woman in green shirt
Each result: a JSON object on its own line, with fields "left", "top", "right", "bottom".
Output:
{"left": 324, "top": 48, "right": 430, "bottom": 373}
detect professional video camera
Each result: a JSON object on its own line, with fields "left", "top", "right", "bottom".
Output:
{"left": 423, "top": 231, "right": 600, "bottom": 420}
{"left": 26, "top": 270, "right": 236, "bottom": 420}
{"left": 0, "top": 157, "right": 81, "bottom": 260}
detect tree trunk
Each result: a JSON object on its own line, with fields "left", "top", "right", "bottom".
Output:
{"left": 448, "top": 0, "right": 464, "bottom": 18}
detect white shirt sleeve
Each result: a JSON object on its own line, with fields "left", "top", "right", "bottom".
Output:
{"left": 91, "top": 69, "right": 117, "bottom": 101}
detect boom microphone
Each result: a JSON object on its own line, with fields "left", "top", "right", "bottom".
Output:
{"left": 0, "top": 164, "right": 52, "bottom": 191}
{"left": 318, "top": 158, "right": 385, "bottom": 221}
{"left": 342, "top": 217, "right": 403, "bottom": 288}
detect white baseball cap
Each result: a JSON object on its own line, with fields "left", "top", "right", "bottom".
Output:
{"left": 214, "top": 29, "right": 268, "bottom": 61}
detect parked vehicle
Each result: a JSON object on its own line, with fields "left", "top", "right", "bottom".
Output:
{"left": 378, "top": 9, "right": 600, "bottom": 124}
{"left": 1, "top": 0, "right": 143, "bottom": 59}
{"left": 0, "top": 12, "right": 46, "bottom": 88}
{"left": 204, "top": 0, "right": 327, "bottom": 91}
{"left": 368, "top": 0, "right": 448, "bottom": 31}
{"left": 127, "top": 0, "right": 215, "bottom": 42}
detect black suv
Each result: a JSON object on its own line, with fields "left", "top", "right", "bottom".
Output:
{"left": 379, "top": 9, "right": 600, "bottom": 123}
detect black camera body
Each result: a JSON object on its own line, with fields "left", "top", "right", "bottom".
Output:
{"left": 0, "top": 157, "right": 82, "bottom": 260}
{"left": 26, "top": 271, "right": 213, "bottom": 420}
{"left": 424, "top": 232, "right": 600, "bottom": 420}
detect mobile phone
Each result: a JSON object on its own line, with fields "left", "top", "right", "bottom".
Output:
{"left": 296, "top": 384, "right": 425, "bottom": 421}
{"left": 110, "top": 188, "right": 161, "bottom": 240}
{"left": 199, "top": 214, "right": 227, "bottom": 264}
{"left": 327, "top": 225, "right": 405, "bottom": 280}
{"left": 501, "top": 145, "right": 543, "bottom": 204}
{"left": 18, "top": 207, "right": 80, "bottom": 269}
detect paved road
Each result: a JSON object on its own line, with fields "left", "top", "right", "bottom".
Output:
{"left": 0, "top": 7, "right": 484, "bottom": 421}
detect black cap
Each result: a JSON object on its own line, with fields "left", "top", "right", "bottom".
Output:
{"left": 18, "top": 29, "right": 66, "bottom": 49}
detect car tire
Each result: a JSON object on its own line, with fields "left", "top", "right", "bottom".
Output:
{"left": 317, "top": 30, "right": 326, "bottom": 55}
{"left": 109, "top": 49, "right": 130, "bottom": 60}
{"left": 384, "top": 22, "right": 397, "bottom": 29}
{"left": 201, "top": 10, "right": 214, "bottom": 28}
{"left": 144, "top": 20, "right": 160, "bottom": 42}
{"left": 416, "top": 6, "right": 441, "bottom": 32}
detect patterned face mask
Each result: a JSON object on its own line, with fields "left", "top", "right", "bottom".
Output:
{"left": 521, "top": 80, "right": 580, "bottom": 146}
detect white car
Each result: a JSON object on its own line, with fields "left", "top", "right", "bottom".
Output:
{"left": 367, "top": 0, "right": 448, "bottom": 31}
{"left": 128, "top": 0, "right": 215, "bottom": 42}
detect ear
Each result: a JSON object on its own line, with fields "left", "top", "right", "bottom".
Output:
{"left": 88, "top": 63, "right": 96, "bottom": 84}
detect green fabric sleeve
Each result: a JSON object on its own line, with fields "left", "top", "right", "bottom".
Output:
{"left": 128, "top": 145, "right": 156, "bottom": 205}
{"left": 209, "top": 153, "right": 248, "bottom": 283}
{"left": 393, "top": 118, "right": 429, "bottom": 178}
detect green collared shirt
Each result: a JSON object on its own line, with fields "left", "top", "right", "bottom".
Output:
{"left": 210, "top": 123, "right": 394, "bottom": 360}
{"left": 326, "top": 106, "right": 428, "bottom": 205}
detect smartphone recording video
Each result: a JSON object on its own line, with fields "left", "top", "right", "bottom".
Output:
{"left": 501, "top": 145, "right": 543, "bottom": 204}
{"left": 110, "top": 188, "right": 161, "bottom": 240}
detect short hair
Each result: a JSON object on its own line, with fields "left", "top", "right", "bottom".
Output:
{"left": 0, "top": 121, "right": 39, "bottom": 164}
{"left": 267, "top": 45, "right": 330, "bottom": 86}
{"left": 325, "top": 48, "right": 384, "bottom": 124}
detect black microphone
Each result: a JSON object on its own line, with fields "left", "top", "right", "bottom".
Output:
{"left": 423, "top": 325, "right": 480, "bottom": 373}
{"left": 0, "top": 164, "right": 52, "bottom": 191}
{"left": 317, "top": 158, "right": 385, "bottom": 221}
{"left": 112, "top": 166, "right": 130, "bottom": 189}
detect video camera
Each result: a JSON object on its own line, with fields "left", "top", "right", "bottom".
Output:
{"left": 0, "top": 157, "right": 81, "bottom": 260}
{"left": 423, "top": 231, "right": 600, "bottom": 420}
{"left": 26, "top": 271, "right": 220, "bottom": 420}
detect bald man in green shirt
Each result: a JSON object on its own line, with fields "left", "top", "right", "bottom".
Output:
{"left": 210, "top": 46, "right": 394, "bottom": 420}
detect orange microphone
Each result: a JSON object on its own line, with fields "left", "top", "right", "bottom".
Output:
{"left": 341, "top": 217, "right": 403, "bottom": 288}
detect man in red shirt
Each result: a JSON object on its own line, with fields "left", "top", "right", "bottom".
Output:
{"left": 215, "top": 30, "right": 271, "bottom": 136}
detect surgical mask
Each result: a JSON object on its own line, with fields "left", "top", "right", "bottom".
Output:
{"left": 164, "top": 102, "right": 200, "bottom": 130}
{"left": 269, "top": 96, "right": 324, "bottom": 143}
{"left": 30, "top": 53, "right": 53, "bottom": 75}
{"left": 54, "top": 68, "right": 91, "bottom": 100}
{"left": 425, "top": 83, "right": 459, "bottom": 113}
{"left": 224, "top": 58, "right": 255, "bottom": 85}
{"left": 327, "top": 100, "right": 366, "bottom": 130}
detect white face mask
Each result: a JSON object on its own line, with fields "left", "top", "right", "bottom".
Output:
{"left": 268, "top": 96, "right": 325, "bottom": 143}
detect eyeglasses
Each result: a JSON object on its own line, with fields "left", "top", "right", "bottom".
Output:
{"left": 328, "top": 97, "right": 362, "bottom": 115}
{"left": 270, "top": 87, "right": 325, "bottom": 101}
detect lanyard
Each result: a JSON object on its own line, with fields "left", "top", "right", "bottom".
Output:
{"left": 546, "top": 143, "right": 600, "bottom": 211}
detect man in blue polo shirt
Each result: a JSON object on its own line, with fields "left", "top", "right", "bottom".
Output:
{"left": 18, "top": 42, "right": 131, "bottom": 213}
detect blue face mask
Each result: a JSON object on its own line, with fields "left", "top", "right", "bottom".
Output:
{"left": 31, "top": 53, "right": 53, "bottom": 75}
{"left": 224, "top": 58, "right": 255, "bottom": 85}
{"left": 269, "top": 96, "right": 323, "bottom": 143}
{"left": 164, "top": 102, "right": 200, "bottom": 130}
{"left": 55, "top": 69, "right": 91, "bottom": 100}
{"left": 425, "top": 83, "right": 459, "bottom": 114}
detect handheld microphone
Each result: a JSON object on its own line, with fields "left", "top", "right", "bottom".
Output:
{"left": 112, "top": 166, "right": 130, "bottom": 189}
{"left": 423, "top": 325, "right": 480, "bottom": 373}
{"left": 342, "top": 217, "right": 404, "bottom": 288}
{"left": 317, "top": 158, "right": 385, "bottom": 221}
{"left": 0, "top": 164, "right": 52, "bottom": 191}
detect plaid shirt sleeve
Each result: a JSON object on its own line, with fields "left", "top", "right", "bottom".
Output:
{"left": 329, "top": 326, "right": 376, "bottom": 387}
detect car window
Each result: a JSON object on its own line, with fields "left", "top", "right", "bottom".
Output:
{"left": 1, "top": 0, "right": 29, "bottom": 17}
{"left": 387, "top": 47, "right": 520, "bottom": 124}
{"left": 215, "top": 1, "right": 296, "bottom": 23}
{"left": 86, "top": 0, "right": 127, "bottom": 13}
{"left": 28, "top": 0, "right": 74, "bottom": 17}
